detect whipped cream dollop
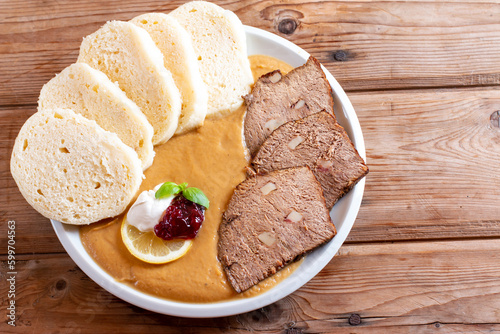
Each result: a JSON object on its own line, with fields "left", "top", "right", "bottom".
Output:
{"left": 126, "top": 184, "right": 174, "bottom": 232}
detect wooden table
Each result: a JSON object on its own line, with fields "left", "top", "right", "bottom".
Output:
{"left": 2, "top": 0, "right": 500, "bottom": 332}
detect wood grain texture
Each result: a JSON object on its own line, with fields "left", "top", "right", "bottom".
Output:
{"left": 2, "top": 239, "right": 500, "bottom": 333}
{"left": 3, "top": 87, "right": 500, "bottom": 253}
{"left": 2, "top": 0, "right": 500, "bottom": 106}
{"left": 349, "top": 87, "right": 500, "bottom": 242}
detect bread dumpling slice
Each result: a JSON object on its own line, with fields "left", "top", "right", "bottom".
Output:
{"left": 78, "top": 20, "right": 181, "bottom": 145}
{"left": 131, "top": 13, "right": 208, "bottom": 134}
{"left": 170, "top": 1, "right": 253, "bottom": 118}
{"left": 39, "top": 63, "right": 154, "bottom": 170}
{"left": 10, "top": 108, "right": 143, "bottom": 225}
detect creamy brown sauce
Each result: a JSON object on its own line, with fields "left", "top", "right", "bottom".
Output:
{"left": 249, "top": 54, "right": 294, "bottom": 81}
{"left": 80, "top": 55, "right": 301, "bottom": 303}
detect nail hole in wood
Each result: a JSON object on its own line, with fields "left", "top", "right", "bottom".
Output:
{"left": 349, "top": 313, "right": 361, "bottom": 326}
{"left": 334, "top": 50, "right": 348, "bottom": 61}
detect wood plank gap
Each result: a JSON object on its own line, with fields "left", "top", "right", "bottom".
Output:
{"left": 3, "top": 251, "right": 69, "bottom": 258}
{"left": 344, "top": 83, "right": 500, "bottom": 94}
{"left": 285, "top": 317, "right": 500, "bottom": 327}
{"left": 5, "top": 235, "right": 500, "bottom": 257}
{"left": 344, "top": 235, "right": 500, "bottom": 245}
{"left": 0, "top": 103, "right": 37, "bottom": 109}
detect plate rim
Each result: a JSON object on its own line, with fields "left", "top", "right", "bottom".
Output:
{"left": 51, "top": 25, "right": 366, "bottom": 318}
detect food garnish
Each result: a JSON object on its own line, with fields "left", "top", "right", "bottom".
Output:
{"left": 155, "top": 181, "right": 209, "bottom": 208}
{"left": 154, "top": 195, "right": 205, "bottom": 240}
{"left": 121, "top": 182, "right": 208, "bottom": 264}
{"left": 121, "top": 221, "right": 193, "bottom": 264}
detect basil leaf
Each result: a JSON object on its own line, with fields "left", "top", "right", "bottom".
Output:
{"left": 155, "top": 182, "right": 182, "bottom": 199}
{"left": 182, "top": 187, "right": 210, "bottom": 209}
{"left": 179, "top": 182, "right": 188, "bottom": 191}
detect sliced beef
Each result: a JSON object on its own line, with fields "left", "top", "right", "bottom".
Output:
{"left": 244, "top": 56, "right": 335, "bottom": 157}
{"left": 252, "top": 111, "right": 369, "bottom": 209}
{"left": 218, "top": 166, "right": 336, "bottom": 293}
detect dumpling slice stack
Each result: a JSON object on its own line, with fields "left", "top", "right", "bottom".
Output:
{"left": 10, "top": 1, "right": 253, "bottom": 225}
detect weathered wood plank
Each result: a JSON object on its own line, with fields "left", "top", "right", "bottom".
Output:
{"left": 3, "top": 86, "right": 500, "bottom": 252}
{"left": 348, "top": 87, "right": 500, "bottom": 242}
{"left": 2, "top": 239, "right": 500, "bottom": 333}
{"left": 2, "top": 0, "right": 500, "bottom": 106}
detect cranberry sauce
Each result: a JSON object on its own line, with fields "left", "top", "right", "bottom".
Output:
{"left": 154, "top": 195, "right": 205, "bottom": 240}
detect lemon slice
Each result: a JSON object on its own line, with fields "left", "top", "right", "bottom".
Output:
{"left": 121, "top": 218, "right": 193, "bottom": 264}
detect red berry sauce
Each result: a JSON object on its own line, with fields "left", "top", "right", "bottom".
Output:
{"left": 154, "top": 196, "right": 205, "bottom": 240}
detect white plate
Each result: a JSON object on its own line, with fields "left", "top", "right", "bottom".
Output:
{"left": 51, "top": 26, "right": 366, "bottom": 318}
